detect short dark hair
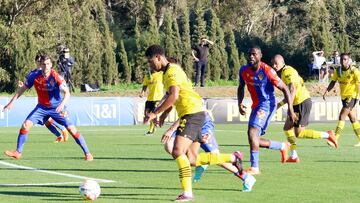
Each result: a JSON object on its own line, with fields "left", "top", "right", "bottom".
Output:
{"left": 340, "top": 53, "right": 351, "bottom": 59}
{"left": 40, "top": 54, "right": 52, "bottom": 63}
{"left": 35, "top": 54, "right": 42, "bottom": 62}
{"left": 145, "top": 44, "right": 165, "bottom": 58}
{"left": 248, "top": 46, "right": 262, "bottom": 53}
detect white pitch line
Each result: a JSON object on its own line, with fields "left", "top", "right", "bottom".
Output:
{"left": 0, "top": 182, "right": 83, "bottom": 187}
{"left": 0, "top": 160, "right": 115, "bottom": 184}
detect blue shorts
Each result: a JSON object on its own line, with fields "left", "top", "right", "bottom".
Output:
{"left": 26, "top": 104, "right": 73, "bottom": 127}
{"left": 249, "top": 103, "right": 276, "bottom": 136}
{"left": 171, "top": 114, "right": 219, "bottom": 152}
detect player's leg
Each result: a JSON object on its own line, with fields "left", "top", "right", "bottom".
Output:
{"left": 144, "top": 101, "right": 156, "bottom": 135}
{"left": 50, "top": 108, "right": 93, "bottom": 161}
{"left": 253, "top": 105, "right": 288, "bottom": 165}
{"left": 348, "top": 105, "right": 360, "bottom": 146}
{"left": 48, "top": 117, "right": 69, "bottom": 142}
{"left": 44, "top": 118, "right": 62, "bottom": 139}
{"left": 4, "top": 105, "right": 45, "bottom": 159}
{"left": 172, "top": 134, "right": 196, "bottom": 201}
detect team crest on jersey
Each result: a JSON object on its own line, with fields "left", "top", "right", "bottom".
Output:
{"left": 49, "top": 78, "right": 55, "bottom": 87}
{"left": 258, "top": 73, "right": 264, "bottom": 81}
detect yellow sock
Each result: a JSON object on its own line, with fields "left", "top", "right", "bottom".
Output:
{"left": 298, "top": 129, "right": 321, "bottom": 139}
{"left": 195, "top": 152, "right": 232, "bottom": 166}
{"left": 335, "top": 121, "right": 345, "bottom": 140}
{"left": 149, "top": 121, "right": 155, "bottom": 133}
{"left": 351, "top": 121, "right": 360, "bottom": 140}
{"left": 175, "top": 155, "right": 192, "bottom": 193}
{"left": 284, "top": 130, "right": 297, "bottom": 150}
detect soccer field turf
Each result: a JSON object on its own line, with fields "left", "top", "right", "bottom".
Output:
{"left": 0, "top": 123, "right": 360, "bottom": 203}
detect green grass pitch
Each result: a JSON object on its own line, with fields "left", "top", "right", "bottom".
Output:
{"left": 0, "top": 123, "right": 360, "bottom": 202}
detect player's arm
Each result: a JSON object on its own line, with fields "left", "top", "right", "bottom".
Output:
{"left": 191, "top": 50, "right": 199, "bottom": 61}
{"left": 56, "top": 82, "right": 70, "bottom": 113}
{"left": 203, "top": 38, "right": 214, "bottom": 46}
{"left": 140, "top": 85, "right": 147, "bottom": 98}
{"left": 237, "top": 77, "right": 246, "bottom": 115}
{"left": 144, "top": 85, "right": 179, "bottom": 124}
{"left": 275, "top": 81, "right": 297, "bottom": 122}
{"left": 277, "top": 82, "right": 295, "bottom": 109}
{"left": 161, "top": 119, "right": 180, "bottom": 144}
{"left": 3, "top": 85, "right": 29, "bottom": 111}
{"left": 323, "top": 80, "right": 336, "bottom": 100}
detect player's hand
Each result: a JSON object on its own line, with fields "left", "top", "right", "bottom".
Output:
{"left": 56, "top": 104, "right": 65, "bottom": 113}
{"left": 18, "top": 81, "right": 24, "bottom": 88}
{"left": 288, "top": 110, "right": 298, "bottom": 123}
{"left": 139, "top": 92, "right": 144, "bottom": 98}
{"left": 239, "top": 104, "right": 247, "bottom": 115}
{"left": 144, "top": 112, "right": 157, "bottom": 124}
{"left": 161, "top": 129, "right": 174, "bottom": 144}
{"left": 2, "top": 102, "right": 13, "bottom": 112}
{"left": 194, "top": 58, "right": 199, "bottom": 62}
{"left": 200, "top": 134, "right": 211, "bottom": 144}
{"left": 158, "top": 113, "right": 168, "bottom": 127}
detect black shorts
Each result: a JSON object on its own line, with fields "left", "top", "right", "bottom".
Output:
{"left": 293, "top": 98, "right": 312, "bottom": 127}
{"left": 145, "top": 101, "right": 159, "bottom": 112}
{"left": 341, "top": 98, "right": 358, "bottom": 109}
{"left": 176, "top": 111, "right": 205, "bottom": 142}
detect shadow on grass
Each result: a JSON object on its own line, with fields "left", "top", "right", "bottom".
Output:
{"left": 0, "top": 167, "right": 177, "bottom": 173}
{"left": 0, "top": 191, "right": 81, "bottom": 201}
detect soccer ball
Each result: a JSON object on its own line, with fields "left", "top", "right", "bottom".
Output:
{"left": 79, "top": 180, "right": 101, "bottom": 200}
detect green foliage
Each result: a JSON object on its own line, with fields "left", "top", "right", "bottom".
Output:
{"left": 1, "top": 0, "right": 360, "bottom": 92}
{"left": 118, "top": 40, "right": 131, "bottom": 83}
{"left": 226, "top": 29, "right": 240, "bottom": 80}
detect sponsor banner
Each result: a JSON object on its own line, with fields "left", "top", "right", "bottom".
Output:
{"left": 0, "top": 97, "right": 134, "bottom": 127}
{"left": 206, "top": 97, "right": 360, "bottom": 123}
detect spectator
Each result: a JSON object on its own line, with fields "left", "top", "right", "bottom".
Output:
{"left": 192, "top": 37, "right": 214, "bottom": 87}
{"left": 328, "top": 50, "right": 341, "bottom": 78}
{"left": 57, "top": 47, "right": 75, "bottom": 92}
{"left": 312, "top": 51, "right": 326, "bottom": 82}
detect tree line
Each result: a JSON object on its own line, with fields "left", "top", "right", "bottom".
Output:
{"left": 0, "top": 0, "right": 359, "bottom": 91}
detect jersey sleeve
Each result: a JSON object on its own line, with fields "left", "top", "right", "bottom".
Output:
{"left": 142, "top": 75, "right": 149, "bottom": 86}
{"left": 165, "top": 67, "right": 181, "bottom": 88}
{"left": 24, "top": 72, "right": 36, "bottom": 88}
{"left": 263, "top": 64, "right": 280, "bottom": 86}
{"left": 353, "top": 68, "right": 360, "bottom": 83}
{"left": 282, "top": 68, "right": 296, "bottom": 86}
{"left": 331, "top": 69, "right": 339, "bottom": 81}
{"left": 238, "top": 66, "right": 245, "bottom": 86}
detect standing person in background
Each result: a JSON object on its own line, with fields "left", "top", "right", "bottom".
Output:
{"left": 323, "top": 53, "right": 360, "bottom": 147}
{"left": 140, "top": 69, "right": 164, "bottom": 136}
{"left": 58, "top": 47, "right": 75, "bottom": 92}
{"left": 312, "top": 50, "right": 326, "bottom": 82}
{"left": 192, "top": 37, "right": 214, "bottom": 87}
{"left": 272, "top": 54, "right": 337, "bottom": 163}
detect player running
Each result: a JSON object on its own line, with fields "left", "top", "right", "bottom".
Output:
{"left": 3, "top": 55, "right": 93, "bottom": 161}
{"left": 272, "top": 54, "right": 338, "bottom": 162}
{"left": 140, "top": 69, "right": 163, "bottom": 135}
{"left": 323, "top": 53, "right": 360, "bottom": 147}
{"left": 144, "top": 44, "right": 246, "bottom": 201}
{"left": 237, "top": 47, "right": 297, "bottom": 175}
{"left": 162, "top": 111, "right": 256, "bottom": 192}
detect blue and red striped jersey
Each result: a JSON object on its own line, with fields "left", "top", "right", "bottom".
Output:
{"left": 25, "top": 69, "right": 64, "bottom": 108}
{"left": 239, "top": 62, "right": 281, "bottom": 109}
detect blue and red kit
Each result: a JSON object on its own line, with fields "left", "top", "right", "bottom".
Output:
{"left": 239, "top": 62, "right": 281, "bottom": 135}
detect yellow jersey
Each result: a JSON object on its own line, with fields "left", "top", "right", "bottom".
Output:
{"left": 331, "top": 65, "right": 360, "bottom": 99}
{"left": 142, "top": 71, "right": 164, "bottom": 101}
{"left": 281, "top": 65, "right": 310, "bottom": 105}
{"left": 163, "top": 63, "right": 204, "bottom": 118}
